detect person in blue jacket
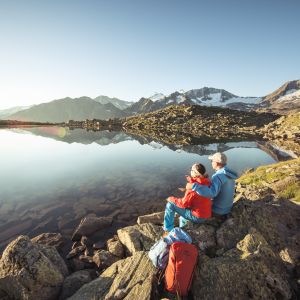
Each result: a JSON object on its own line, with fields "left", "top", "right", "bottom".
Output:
{"left": 186, "top": 152, "right": 238, "bottom": 216}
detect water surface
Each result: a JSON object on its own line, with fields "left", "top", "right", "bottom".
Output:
{"left": 0, "top": 127, "right": 277, "bottom": 246}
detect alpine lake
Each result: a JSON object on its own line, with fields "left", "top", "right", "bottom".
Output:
{"left": 0, "top": 126, "right": 292, "bottom": 250}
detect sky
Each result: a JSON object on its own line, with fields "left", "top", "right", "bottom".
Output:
{"left": 0, "top": 0, "right": 299, "bottom": 109}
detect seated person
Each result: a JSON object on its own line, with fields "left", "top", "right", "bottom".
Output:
{"left": 186, "top": 152, "right": 238, "bottom": 217}
{"left": 163, "top": 163, "right": 212, "bottom": 234}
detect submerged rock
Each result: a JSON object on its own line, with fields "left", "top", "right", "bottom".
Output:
{"left": 0, "top": 235, "right": 67, "bottom": 300}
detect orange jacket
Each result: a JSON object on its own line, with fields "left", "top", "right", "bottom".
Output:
{"left": 168, "top": 177, "right": 212, "bottom": 218}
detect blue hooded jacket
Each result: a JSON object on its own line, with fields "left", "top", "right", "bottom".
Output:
{"left": 192, "top": 166, "right": 238, "bottom": 215}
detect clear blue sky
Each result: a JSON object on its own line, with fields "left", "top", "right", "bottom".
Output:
{"left": 0, "top": 0, "right": 299, "bottom": 109}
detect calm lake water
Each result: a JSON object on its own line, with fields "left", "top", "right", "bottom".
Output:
{"left": 0, "top": 127, "right": 278, "bottom": 247}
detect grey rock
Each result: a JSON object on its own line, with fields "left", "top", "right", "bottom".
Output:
{"left": 66, "top": 245, "right": 86, "bottom": 259}
{"left": 59, "top": 270, "right": 92, "bottom": 300}
{"left": 0, "top": 235, "right": 66, "bottom": 300}
{"left": 72, "top": 216, "right": 113, "bottom": 241}
{"left": 107, "top": 236, "right": 124, "bottom": 258}
{"left": 92, "top": 250, "right": 119, "bottom": 269}
{"left": 93, "top": 240, "right": 106, "bottom": 250}
{"left": 31, "top": 232, "right": 66, "bottom": 252}
{"left": 117, "top": 223, "right": 163, "bottom": 255}
{"left": 137, "top": 211, "right": 165, "bottom": 225}
{"left": 186, "top": 224, "right": 216, "bottom": 255}
{"left": 68, "top": 251, "right": 156, "bottom": 300}
{"left": 78, "top": 255, "right": 94, "bottom": 264}
{"left": 192, "top": 229, "right": 292, "bottom": 300}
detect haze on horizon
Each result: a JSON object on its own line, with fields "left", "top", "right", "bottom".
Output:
{"left": 0, "top": 0, "right": 299, "bottom": 110}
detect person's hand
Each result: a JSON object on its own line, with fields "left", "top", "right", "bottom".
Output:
{"left": 178, "top": 187, "right": 186, "bottom": 192}
{"left": 185, "top": 182, "right": 193, "bottom": 190}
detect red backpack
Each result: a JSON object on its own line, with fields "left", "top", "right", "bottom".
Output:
{"left": 164, "top": 241, "right": 198, "bottom": 296}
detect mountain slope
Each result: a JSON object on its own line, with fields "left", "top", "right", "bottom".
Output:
{"left": 257, "top": 80, "right": 300, "bottom": 114}
{"left": 93, "top": 95, "right": 132, "bottom": 110}
{"left": 8, "top": 97, "right": 126, "bottom": 122}
{"left": 0, "top": 106, "right": 32, "bottom": 119}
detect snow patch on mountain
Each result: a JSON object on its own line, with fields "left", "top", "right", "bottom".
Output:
{"left": 176, "top": 95, "right": 186, "bottom": 103}
{"left": 149, "top": 93, "right": 165, "bottom": 101}
{"left": 277, "top": 89, "right": 300, "bottom": 102}
{"left": 285, "top": 89, "right": 297, "bottom": 95}
{"left": 191, "top": 93, "right": 261, "bottom": 107}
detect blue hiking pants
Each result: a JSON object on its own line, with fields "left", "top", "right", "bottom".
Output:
{"left": 163, "top": 201, "right": 206, "bottom": 232}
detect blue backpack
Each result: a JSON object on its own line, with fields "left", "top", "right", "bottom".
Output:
{"left": 148, "top": 228, "right": 192, "bottom": 270}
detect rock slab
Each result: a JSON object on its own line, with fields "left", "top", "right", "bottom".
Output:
{"left": 68, "top": 251, "right": 156, "bottom": 300}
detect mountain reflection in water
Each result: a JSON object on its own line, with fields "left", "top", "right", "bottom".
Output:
{"left": 0, "top": 127, "right": 288, "bottom": 249}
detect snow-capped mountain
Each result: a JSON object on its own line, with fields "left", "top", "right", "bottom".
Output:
{"left": 125, "top": 87, "right": 262, "bottom": 115}
{"left": 93, "top": 95, "right": 132, "bottom": 110}
{"left": 148, "top": 93, "right": 165, "bottom": 101}
{"left": 257, "top": 80, "right": 300, "bottom": 114}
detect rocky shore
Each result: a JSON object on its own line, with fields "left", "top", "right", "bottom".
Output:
{"left": 0, "top": 157, "right": 299, "bottom": 300}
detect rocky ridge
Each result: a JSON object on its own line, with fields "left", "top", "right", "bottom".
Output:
{"left": 0, "top": 158, "right": 299, "bottom": 300}
{"left": 260, "top": 112, "right": 300, "bottom": 156}
{"left": 123, "top": 105, "right": 279, "bottom": 145}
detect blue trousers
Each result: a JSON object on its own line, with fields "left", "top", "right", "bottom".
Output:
{"left": 163, "top": 201, "right": 206, "bottom": 232}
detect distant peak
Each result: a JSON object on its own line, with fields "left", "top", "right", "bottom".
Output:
{"left": 148, "top": 93, "right": 165, "bottom": 101}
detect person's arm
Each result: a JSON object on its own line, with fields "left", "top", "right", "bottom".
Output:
{"left": 167, "top": 192, "right": 192, "bottom": 208}
{"left": 191, "top": 175, "right": 223, "bottom": 198}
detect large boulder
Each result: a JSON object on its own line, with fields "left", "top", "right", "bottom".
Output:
{"left": 31, "top": 232, "right": 66, "bottom": 253}
{"left": 0, "top": 235, "right": 67, "bottom": 300}
{"left": 59, "top": 270, "right": 93, "bottom": 300}
{"left": 117, "top": 223, "right": 163, "bottom": 255}
{"left": 68, "top": 251, "right": 156, "bottom": 300}
{"left": 186, "top": 223, "right": 217, "bottom": 256}
{"left": 216, "top": 198, "right": 300, "bottom": 255}
{"left": 192, "top": 228, "right": 293, "bottom": 299}
{"left": 72, "top": 216, "right": 113, "bottom": 241}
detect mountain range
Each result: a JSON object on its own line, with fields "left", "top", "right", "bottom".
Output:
{"left": 2, "top": 80, "right": 299, "bottom": 122}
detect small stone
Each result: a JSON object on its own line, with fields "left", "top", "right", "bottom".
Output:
{"left": 78, "top": 255, "right": 94, "bottom": 264}
{"left": 107, "top": 237, "right": 124, "bottom": 258}
{"left": 66, "top": 245, "right": 86, "bottom": 259}
{"left": 93, "top": 241, "right": 106, "bottom": 250}
{"left": 92, "top": 250, "right": 119, "bottom": 269}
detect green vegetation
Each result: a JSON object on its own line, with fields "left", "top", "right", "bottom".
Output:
{"left": 278, "top": 182, "right": 300, "bottom": 203}
{"left": 238, "top": 158, "right": 300, "bottom": 203}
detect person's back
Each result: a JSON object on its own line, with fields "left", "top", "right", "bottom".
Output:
{"left": 189, "top": 152, "right": 238, "bottom": 216}
{"left": 210, "top": 166, "right": 237, "bottom": 215}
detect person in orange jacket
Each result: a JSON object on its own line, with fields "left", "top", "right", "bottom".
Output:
{"left": 163, "top": 163, "right": 212, "bottom": 233}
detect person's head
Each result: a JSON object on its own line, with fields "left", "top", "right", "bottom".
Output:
{"left": 190, "top": 163, "right": 206, "bottom": 178}
{"left": 208, "top": 152, "right": 227, "bottom": 170}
